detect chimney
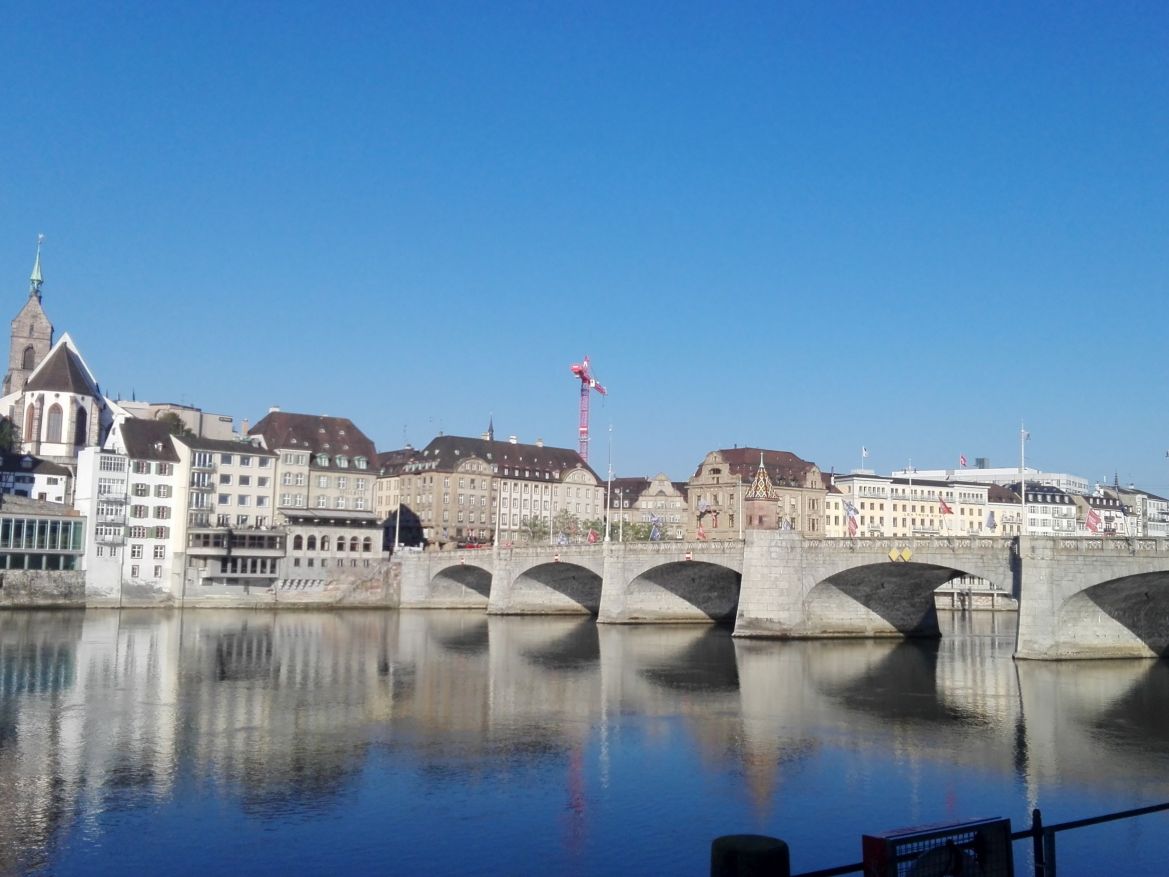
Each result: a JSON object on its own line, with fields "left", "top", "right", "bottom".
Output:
{"left": 536, "top": 438, "right": 544, "bottom": 448}
{"left": 508, "top": 435, "right": 518, "bottom": 444}
{"left": 268, "top": 406, "right": 280, "bottom": 414}
{"left": 241, "top": 418, "right": 250, "bottom": 435}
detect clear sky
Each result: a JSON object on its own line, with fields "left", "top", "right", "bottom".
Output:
{"left": 3, "top": 2, "right": 1167, "bottom": 490}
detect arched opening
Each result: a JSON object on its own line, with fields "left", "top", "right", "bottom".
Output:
{"left": 350, "top": 536, "right": 359, "bottom": 552}
{"left": 74, "top": 406, "right": 88, "bottom": 446}
{"left": 320, "top": 536, "right": 330, "bottom": 551}
{"left": 620, "top": 561, "right": 743, "bottom": 623}
{"left": 306, "top": 535, "right": 317, "bottom": 551}
{"left": 362, "top": 537, "right": 372, "bottom": 553}
{"left": 23, "top": 405, "right": 35, "bottom": 442}
{"left": 46, "top": 404, "right": 62, "bottom": 443}
{"left": 21, "top": 345, "right": 35, "bottom": 369}
{"left": 293, "top": 535, "right": 304, "bottom": 550}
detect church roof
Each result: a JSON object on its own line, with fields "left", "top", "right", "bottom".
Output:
{"left": 24, "top": 339, "right": 97, "bottom": 395}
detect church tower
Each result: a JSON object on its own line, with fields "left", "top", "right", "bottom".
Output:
{"left": 3, "top": 236, "right": 55, "bottom": 396}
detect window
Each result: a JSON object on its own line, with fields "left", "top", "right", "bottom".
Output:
{"left": 318, "top": 475, "right": 329, "bottom": 488}
{"left": 354, "top": 456, "right": 367, "bottom": 470}
{"left": 129, "top": 526, "right": 148, "bottom": 539}
{"left": 154, "top": 526, "right": 170, "bottom": 539}
{"left": 316, "top": 453, "right": 329, "bottom": 466}
{"left": 239, "top": 456, "right": 252, "bottom": 467}
{"left": 237, "top": 495, "right": 250, "bottom": 506}
{"left": 336, "top": 456, "right": 349, "bottom": 468}
{"left": 336, "top": 497, "right": 346, "bottom": 509}
{"left": 157, "top": 462, "right": 173, "bottom": 476}
{"left": 239, "top": 475, "right": 251, "bottom": 487}
{"left": 316, "top": 495, "right": 329, "bottom": 508}
{"left": 155, "top": 484, "right": 172, "bottom": 498}
{"left": 337, "top": 477, "right": 347, "bottom": 490}
{"left": 133, "top": 483, "right": 150, "bottom": 497}
{"left": 259, "top": 457, "right": 271, "bottom": 468}
{"left": 293, "top": 535, "right": 303, "bottom": 550}
{"left": 130, "top": 505, "right": 148, "bottom": 518}
{"left": 236, "top": 515, "right": 248, "bottom": 526}
{"left": 155, "top": 507, "right": 171, "bottom": 519}
{"left": 133, "top": 460, "right": 151, "bottom": 474}
{"left": 131, "top": 565, "right": 139, "bottom": 578}
{"left": 218, "top": 494, "right": 230, "bottom": 505}
{"left": 257, "top": 496, "right": 269, "bottom": 508}
{"left": 258, "top": 477, "right": 269, "bottom": 488}
{"left": 321, "top": 536, "right": 330, "bottom": 551}
{"left": 220, "top": 453, "right": 234, "bottom": 465}
{"left": 307, "top": 536, "right": 317, "bottom": 551}
{"left": 219, "top": 474, "right": 232, "bottom": 485}
{"left": 153, "top": 545, "right": 166, "bottom": 559}
{"left": 131, "top": 544, "right": 143, "bottom": 559}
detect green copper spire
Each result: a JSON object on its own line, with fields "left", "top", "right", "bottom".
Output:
{"left": 29, "top": 234, "right": 44, "bottom": 299}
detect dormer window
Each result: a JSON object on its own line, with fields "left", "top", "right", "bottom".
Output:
{"left": 354, "top": 456, "right": 368, "bottom": 470}
{"left": 315, "top": 453, "right": 329, "bottom": 467}
{"left": 336, "top": 455, "right": 349, "bottom": 468}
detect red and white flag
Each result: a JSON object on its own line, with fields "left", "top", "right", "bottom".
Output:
{"left": 697, "top": 525, "right": 707, "bottom": 541}
{"left": 587, "top": 528, "right": 599, "bottom": 544}
{"left": 959, "top": 454, "right": 967, "bottom": 468}
{"left": 939, "top": 497, "right": 953, "bottom": 515}
{"left": 847, "top": 516, "right": 858, "bottom": 537}
{"left": 1086, "top": 508, "right": 1101, "bottom": 533}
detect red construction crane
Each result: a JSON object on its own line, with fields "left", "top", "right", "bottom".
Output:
{"left": 569, "top": 356, "right": 606, "bottom": 462}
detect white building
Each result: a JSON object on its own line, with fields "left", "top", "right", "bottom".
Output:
{"left": 894, "top": 466, "right": 1090, "bottom": 496}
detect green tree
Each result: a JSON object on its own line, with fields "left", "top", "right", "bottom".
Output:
{"left": 0, "top": 418, "right": 16, "bottom": 454}
{"left": 157, "top": 412, "right": 195, "bottom": 439}
{"left": 552, "top": 509, "right": 579, "bottom": 541}
{"left": 624, "top": 522, "right": 654, "bottom": 542}
{"left": 521, "top": 516, "right": 550, "bottom": 544}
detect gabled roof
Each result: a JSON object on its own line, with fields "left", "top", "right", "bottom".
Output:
{"left": 406, "top": 434, "right": 599, "bottom": 482}
{"left": 695, "top": 447, "right": 819, "bottom": 486}
{"left": 173, "top": 434, "right": 275, "bottom": 456}
{"left": 376, "top": 448, "right": 415, "bottom": 476}
{"left": 24, "top": 333, "right": 100, "bottom": 395}
{"left": 0, "top": 453, "right": 71, "bottom": 477}
{"left": 118, "top": 419, "right": 181, "bottom": 462}
{"left": 249, "top": 411, "right": 377, "bottom": 463}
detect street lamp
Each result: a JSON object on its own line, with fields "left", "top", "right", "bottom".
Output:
{"left": 618, "top": 488, "right": 625, "bottom": 542}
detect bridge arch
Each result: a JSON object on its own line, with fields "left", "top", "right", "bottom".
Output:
{"left": 429, "top": 562, "right": 493, "bottom": 608}
{"left": 1055, "top": 571, "right": 1169, "bottom": 658}
{"left": 495, "top": 561, "right": 603, "bottom": 616}
{"left": 806, "top": 561, "right": 972, "bottom": 638}
{"left": 613, "top": 560, "right": 743, "bottom": 623}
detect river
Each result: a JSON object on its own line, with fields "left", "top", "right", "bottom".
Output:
{"left": 0, "top": 609, "right": 1166, "bottom": 875}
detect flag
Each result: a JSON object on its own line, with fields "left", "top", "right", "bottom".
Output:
{"left": 1086, "top": 508, "right": 1101, "bottom": 533}
{"left": 959, "top": 454, "right": 967, "bottom": 468}
{"left": 985, "top": 510, "right": 996, "bottom": 532}
{"left": 862, "top": 447, "right": 869, "bottom": 458}
{"left": 939, "top": 497, "right": 953, "bottom": 515}
{"left": 844, "top": 499, "right": 859, "bottom": 537}
{"left": 587, "top": 528, "right": 599, "bottom": 544}
{"left": 649, "top": 514, "right": 662, "bottom": 542}
{"left": 847, "top": 515, "right": 858, "bottom": 536}
{"left": 697, "top": 525, "right": 707, "bottom": 541}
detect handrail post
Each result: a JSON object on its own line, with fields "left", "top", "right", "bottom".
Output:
{"left": 1031, "top": 808, "right": 1045, "bottom": 877}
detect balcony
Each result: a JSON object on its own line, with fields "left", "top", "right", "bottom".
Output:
{"left": 96, "top": 533, "right": 125, "bottom": 546}
{"left": 97, "top": 514, "right": 126, "bottom": 525}
{"left": 97, "top": 493, "right": 127, "bottom": 504}
{"left": 189, "top": 480, "right": 214, "bottom": 491}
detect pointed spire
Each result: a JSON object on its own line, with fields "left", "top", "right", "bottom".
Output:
{"left": 29, "top": 234, "right": 44, "bottom": 299}
{"left": 487, "top": 414, "right": 495, "bottom": 442}
{"left": 745, "top": 452, "right": 775, "bottom": 500}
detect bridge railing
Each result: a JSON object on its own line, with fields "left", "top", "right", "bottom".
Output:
{"left": 711, "top": 802, "right": 1169, "bottom": 877}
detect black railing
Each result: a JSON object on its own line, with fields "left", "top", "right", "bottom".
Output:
{"left": 712, "top": 802, "right": 1169, "bottom": 877}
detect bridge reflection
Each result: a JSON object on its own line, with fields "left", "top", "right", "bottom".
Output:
{"left": 0, "top": 607, "right": 1168, "bottom": 869}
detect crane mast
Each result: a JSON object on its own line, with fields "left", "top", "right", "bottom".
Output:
{"left": 569, "top": 356, "right": 606, "bottom": 462}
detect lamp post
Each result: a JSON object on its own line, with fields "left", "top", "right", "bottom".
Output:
{"left": 604, "top": 425, "right": 613, "bottom": 543}
{"left": 618, "top": 489, "right": 625, "bottom": 542}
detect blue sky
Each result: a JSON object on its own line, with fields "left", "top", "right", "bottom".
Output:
{"left": 3, "top": 2, "right": 1167, "bottom": 489}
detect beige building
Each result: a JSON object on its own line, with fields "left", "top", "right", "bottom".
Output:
{"left": 249, "top": 409, "right": 382, "bottom": 577}
{"left": 376, "top": 434, "right": 604, "bottom": 546}
{"left": 607, "top": 474, "right": 688, "bottom": 540}
{"left": 824, "top": 473, "right": 1003, "bottom": 539}
{"left": 686, "top": 448, "right": 825, "bottom": 540}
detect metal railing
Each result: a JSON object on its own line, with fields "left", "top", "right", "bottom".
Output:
{"left": 713, "top": 802, "right": 1169, "bottom": 877}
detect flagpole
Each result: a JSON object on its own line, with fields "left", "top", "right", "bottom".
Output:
{"left": 604, "top": 425, "right": 613, "bottom": 543}
{"left": 1020, "top": 422, "right": 1027, "bottom": 537}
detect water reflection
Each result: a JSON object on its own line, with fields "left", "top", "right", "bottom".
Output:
{"left": 0, "top": 609, "right": 1166, "bottom": 874}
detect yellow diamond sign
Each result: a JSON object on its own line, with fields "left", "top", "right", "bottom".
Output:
{"left": 888, "top": 548, "right": 900, "bottom": 562}
{"left": 900, "top": 547, "right": 913, "bottom": 562}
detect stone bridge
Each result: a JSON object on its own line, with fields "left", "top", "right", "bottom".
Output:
{"left": 396, "top": 532, "right": 1169, "bottom": 659}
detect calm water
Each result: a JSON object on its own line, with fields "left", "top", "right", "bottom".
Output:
{"left": 1, "top": 609, "right": 1167, "bottom": 876}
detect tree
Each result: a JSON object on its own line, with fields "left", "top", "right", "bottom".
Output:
{"left": 552, "top": 509, "right": 580, "bottom": 542}
{"left": 521, "top": 516, "right": 550, "bottom": 544}
{"left": 156, "top": 412, "right": 195, "bottom": 439}
{"left": 0, "top": 418, "right": 16, "bottom": 454}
